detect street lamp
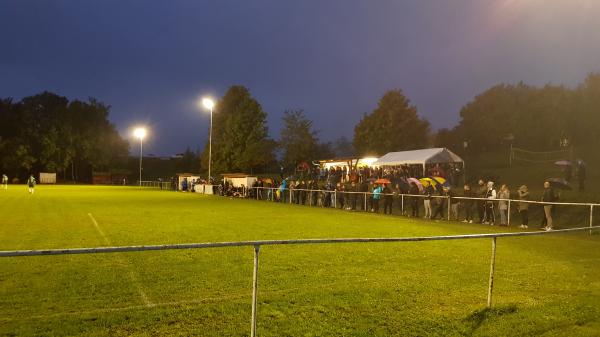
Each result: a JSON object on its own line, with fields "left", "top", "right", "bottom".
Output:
{"left": 202, "top": 97, "right": 215, "bottom": 182}
{"left": 134, "top": 127, "right": 147, "bottom": 186}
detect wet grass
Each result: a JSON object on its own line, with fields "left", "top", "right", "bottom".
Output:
{"left": 0, "top": 185, "right": 599, "bottom": 336}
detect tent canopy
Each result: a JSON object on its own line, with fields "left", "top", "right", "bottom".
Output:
{"left": 373, "top": 148, "right": 463, "bottom": 166}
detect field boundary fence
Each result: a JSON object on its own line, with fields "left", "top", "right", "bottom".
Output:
{"left": 139, "top": 180, "right": 171, "bottom": 190}
{"left": 249, "top": 187, "right": 599, "bottom": 234}
{"left": 1, "top": 226, "right": 599, "bottom": 337}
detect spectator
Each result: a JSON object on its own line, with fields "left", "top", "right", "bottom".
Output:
{"left": 517, "top": 185, "right": 530, "bottom": 229}
{"left": 462, "top": 184, "right": 474, "bottom": 223}
{"left": 431, "top": 186, "right": 448, "bottom": 220}
{"left": 383, "top": 184, "right": 393, "bottom": 214}
{"left": 372, "top": 184, "right": 382, "bottom": 213}
{"left": 477, "top": 179, "right": 487, "bottom": 223}
{"left": 423, "top": 183, "right": 434, "bottom": 219}
{"left": 448, "top": 187, "right": 459, "bottom": 220}
{"left": 541, "top": 181, "right": 557, "bottom": 231}
{"left": 497, "top": 184, "right": 510, "bottom": 226}
{"left": 409, "top": 182, "right": 420, "bottom": 217}
{"left": 349, "top": 181, "right": 358, "bottom": 210}
{"left": 483, "top": 181, "right": 496, "bottom": 225}
{"left": 336, "top": 183, "right": 345, "bottom": 210}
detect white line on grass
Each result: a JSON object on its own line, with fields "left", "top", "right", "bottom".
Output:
{"left": 87, "top": 213, "right": 154, "bottom": 308}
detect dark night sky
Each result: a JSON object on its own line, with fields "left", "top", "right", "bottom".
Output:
{"left": 1, "top": 1, "right": 599, "bottom": 156}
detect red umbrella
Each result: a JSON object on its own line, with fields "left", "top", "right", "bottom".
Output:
{"left": 375, "top": 178, "right": 391, "bottom": 184}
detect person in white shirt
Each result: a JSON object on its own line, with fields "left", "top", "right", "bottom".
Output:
{"left": 483, "top": 181, "right": 497, "bottom": 225}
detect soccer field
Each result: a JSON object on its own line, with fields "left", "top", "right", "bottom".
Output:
{"left": 0, "top": 186, "right": 599, "bottom": 336}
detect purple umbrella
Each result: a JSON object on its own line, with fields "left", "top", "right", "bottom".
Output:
{"left": 407, "top": 177, "right": 423, "bottom": 192}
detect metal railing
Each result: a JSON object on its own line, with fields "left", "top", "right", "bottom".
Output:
{"left": 2, "top": 226, "right": 599, "bottom": 336}
{"left": 248, "top": 187, "right": 598, "bottom": 233}
{"left": 139, "top": 180, "right": 172, "bottom": 190}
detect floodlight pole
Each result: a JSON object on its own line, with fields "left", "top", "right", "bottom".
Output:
{"left": 208, "top": 106, "right": 213, "bottom": 183}
{"left": 139, "top": 137, "right": 143, "bottom": 186}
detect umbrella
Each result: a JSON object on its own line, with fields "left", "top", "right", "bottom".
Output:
{"left": 430, "top": 176, "right": 446, "bottom": 185}
{"left": 262, "top": 178, "right": 273, "bottom": 184}
{"left": 546, "top": 178, "right": 572, "bottom": 190}
{"left": 554, "top": 160, "right": 572, "bottom": 166}
{"left": 375, "top": 178, "right": 391, "bottom": 184}
{"left": 419, "top": 177, "right": 436, "bottom": 186}
{"left": 407, "top": 177, "right": 423, "bottom": 192}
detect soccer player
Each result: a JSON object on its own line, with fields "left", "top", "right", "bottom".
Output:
{"left": 27, "top": 175, "right": 36, "bottom": 194}
{"left": 2, "top": 174, "right": 7, "bottom": 190}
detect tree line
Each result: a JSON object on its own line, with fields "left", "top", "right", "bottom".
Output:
{"left": 2, "top": 73, "right": 598, "bottom": 180}
{"left": 0, "top": 92, "right": 129, "bottom": 181}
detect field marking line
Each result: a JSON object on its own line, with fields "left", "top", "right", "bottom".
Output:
{"left": 87, "top": 213, "right": 108, "bottom": 243}
{"left": 87, "top": 213, "right": 154, "bottom": 308}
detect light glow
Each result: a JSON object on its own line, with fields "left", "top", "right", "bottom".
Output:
{"left": 133, "top": 127, "right": 147, "bottom": 140}
{"left": 202, "top": 97, "right": 215, "bottom": 110}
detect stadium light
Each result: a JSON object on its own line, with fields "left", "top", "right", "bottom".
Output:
{"left": 201, "top": 97, "right": 215, "bottom": 182}
{"left": 133, "top": 127, "right": 147, "bottom": 186}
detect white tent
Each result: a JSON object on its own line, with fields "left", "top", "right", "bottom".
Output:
{"left": 372, "top": 148, "right": 464, "bottom": 175}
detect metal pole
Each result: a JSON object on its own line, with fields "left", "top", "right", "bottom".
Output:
{"left": 139, "top": 137, "right": 143, "bottom": 186}
{"left": 590, "top": 205, "right": 594, "bottom": 236}
{"left": 487, "top": 237, "right": 497, "bottom": 308}
{"left": 364, "top": 193, "right": 367, "bottom": 212}
{"left": 507, "top": 200, "right": 511, "bottom": 226}
{"left": 447, "top": 196, "right": 451, "bottom": 220}
{"left": 334, "top": 191, "right": 337, "bottom": 208}
{"left": 251, "top": 245, "right": 260, "bottom": 337}
{"left": 401, "top": 195, "right": 404, "bottom": 215}
{"left": 208, "top": 107, "right": 213, "bottom": 183}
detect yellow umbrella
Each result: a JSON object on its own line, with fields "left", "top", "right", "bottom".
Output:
{"left": 419, "top": 177, "right": 436, "bottom": 186}
{"left": 431, "top": 176, "right": 446, "bottom": 185}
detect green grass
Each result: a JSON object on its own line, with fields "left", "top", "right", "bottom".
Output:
{"left": 0, "top": 185, "right": 599, "bottom": 336}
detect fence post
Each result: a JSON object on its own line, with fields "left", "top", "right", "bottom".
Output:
{"left": 590, "top": 205, "right": 594, "bottom": 236}
{"left": 507, "top": 200, "right": 511, "bottom": 226}
{"left": 487, "top": 237, "right": 497, "bottom": 308}
{"left": 309, "top": 189, "right": 312, "bottom": 207}
{"left": 401, "top": 195, "right": 404, "bottom": 215}
{"left": 251, "top": 245, "right": 260, "bottom": 337}
{"left": 289, "top": 189, "right": 292, "bottom": 204}
{"left": 364, "top": 193, "right": 367, "bottom": 212}
{"left": 447, "top": 196, "right": 451, "bottom": 220}
{"left": 334, "top": 191, "right": 337, "bottom": 208}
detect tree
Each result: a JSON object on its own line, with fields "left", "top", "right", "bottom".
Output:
{"left": 0, "top": 92, "right": 129, "bottom": 181}
{"left": 353, "top": 89, "right": 430, "bottom": 156}
{"left": 332, "top": 136, "right": 354, "bottom": 157}
{"left": 201, "top": 86, "right": 275, "bottom": 174}
{"left": 279, "top": 110, "right": 320, "bottom": 169}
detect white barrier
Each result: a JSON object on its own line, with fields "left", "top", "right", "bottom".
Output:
{"left": 2, "top": 225, "right": 599, "bottom": 336}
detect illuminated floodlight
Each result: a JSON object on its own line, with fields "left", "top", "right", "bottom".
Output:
{"left": 134, "top": 127, "right": 147, "bottom": 140}
{"left": 202, "top": 98, "right": 215, "bottom": 110}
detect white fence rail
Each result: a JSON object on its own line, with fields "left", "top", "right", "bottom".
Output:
{"left": 2, "top": 226, "right": 599, "bottom": 337}
{"left": 139, "top": 180, "right": 171, "bottom": 190}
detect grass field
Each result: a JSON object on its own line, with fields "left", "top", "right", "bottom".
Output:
{"left": 1, "top": 185, "right": 599, "bottom": 337}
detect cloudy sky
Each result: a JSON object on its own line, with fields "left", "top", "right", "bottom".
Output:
{"left": 1, "top": 0, "right": 599, "bottom": 155}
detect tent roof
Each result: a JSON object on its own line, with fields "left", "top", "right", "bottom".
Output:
{"left": 373, "top": 148, "right": 463, "bottom": 166}
{"left": 221, "top": 173, "right": 256, "bottom": 178}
